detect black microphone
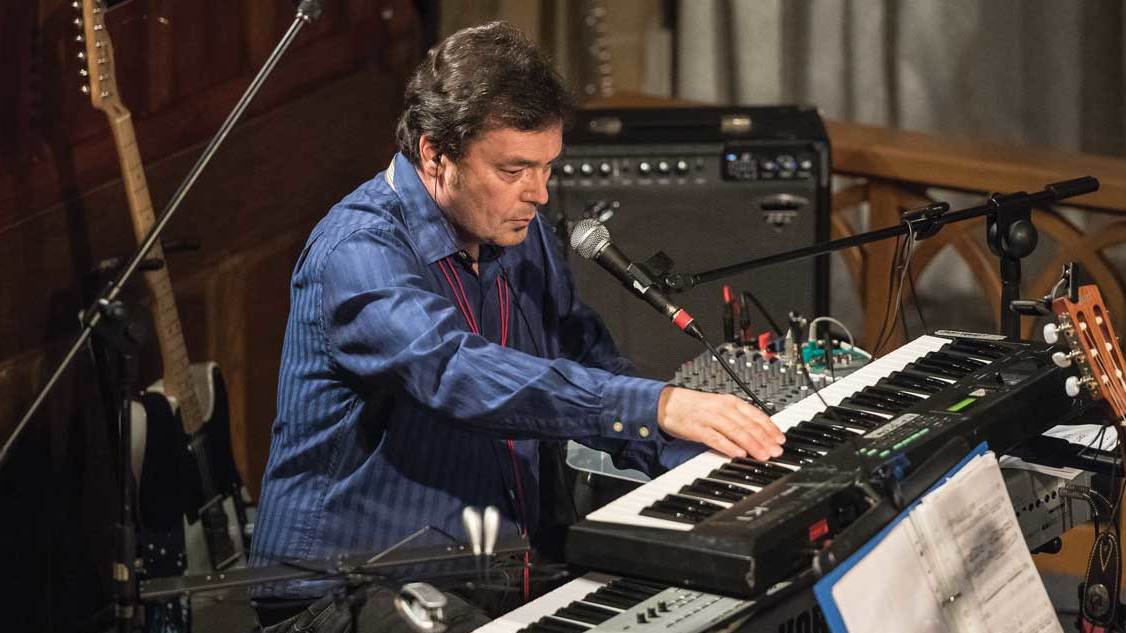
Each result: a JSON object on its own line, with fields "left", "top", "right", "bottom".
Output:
{"left": 569, "top": 219, "right": 703, "bottom": 341}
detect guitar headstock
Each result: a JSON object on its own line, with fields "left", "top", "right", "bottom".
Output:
{"left": 1048, "top": 284, "right": 1126, "bottom": 421}
{"left": 74, "top": 0, "right": 122, "bottom": 114}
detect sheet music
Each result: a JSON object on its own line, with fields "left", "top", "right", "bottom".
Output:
{"left": 831, "top": 519, "right": 954, "bottom": 633}
{"left": 916, "top": 453, "right": 1062, "bottom": 633}
{"left": 821, "top": 452, "right": 1063, "bottom": 633}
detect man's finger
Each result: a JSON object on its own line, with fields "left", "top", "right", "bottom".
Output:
{"left": 737, "top": 401, "right": 784, "bottom": 443}
{"left": 704, "top": 429, "right": 746, "bottom": 459}
{"left": 713, "top": 414, "right": 777, "bottom": 461}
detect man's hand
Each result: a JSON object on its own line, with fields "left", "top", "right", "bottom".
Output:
{"left": 657, "top": 387, "right": 785, "bottom": 461}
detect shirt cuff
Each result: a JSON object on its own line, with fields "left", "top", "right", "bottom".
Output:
{"left": 601, "top": 375, "right": 666, "bottom": 442}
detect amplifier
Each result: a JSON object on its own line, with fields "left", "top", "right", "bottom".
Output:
{"left": 547, "top": 106, "right": 831, "bottom": 378}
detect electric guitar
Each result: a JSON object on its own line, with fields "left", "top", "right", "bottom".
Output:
{"left": 77, "top": 0, "right": 252, "bottom": 583}
{"left": 1047, "top": 270, "right": 1126, "bottom": 628}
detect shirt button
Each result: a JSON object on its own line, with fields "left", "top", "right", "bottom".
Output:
{"left": 639, "top": 426, "right": 651, "bottom": 438}
{"left": 612, "top": 421, "right": 624, "bottom": 432}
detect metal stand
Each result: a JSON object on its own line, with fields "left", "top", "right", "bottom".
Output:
{"left": 661, "top": 177, "right": 1098, "bottom": 340}
{"left": 87, "top": 298, "right": 147, "bottom": 632}
{"left": 986, "top": 192, "right": 1039, "bottom": 339}
{"left": 1, "top": 0, "right": 323, "bottom": 469}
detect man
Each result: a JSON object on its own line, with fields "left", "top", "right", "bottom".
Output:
{"left": 250, "top": 21, "right": 784, "bottom": 631}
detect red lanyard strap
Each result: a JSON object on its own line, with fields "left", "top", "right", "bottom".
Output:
{"left": 437, "top": 256, "right": 509, "bottom": 347}
{"left": 437, "top": 256, "right": 526, "bottom": 597}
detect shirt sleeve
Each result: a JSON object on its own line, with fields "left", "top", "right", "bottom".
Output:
{"left": 319, "top": 225, "right": 666, "bottom": 442}
{"left": 534, "top": 220, "right": 706, "bottom": 475}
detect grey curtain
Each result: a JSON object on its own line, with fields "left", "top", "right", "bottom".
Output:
{"left": 676, "top": 0, "right": 1125, "bottom": 156}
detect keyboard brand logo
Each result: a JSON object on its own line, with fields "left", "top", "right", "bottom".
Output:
{"left": 735, "top": 505, "right": 770, "bottom": 522}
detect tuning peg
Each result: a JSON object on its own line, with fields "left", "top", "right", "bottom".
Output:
{"left": 77, "top": 51, "right": 86, "bottom": 61}
{"left": 73, "top": 17, "right": 83, "bottom": 29}
{"left": 80, "top": 84, "right": 90, "bottom": 95}
{"left": 75, "top": 34, "right": 84, "bottom": 43}
{"left": 72, "top": 1, "right": 80, "bottom": 9}
{"left": 1043, "top": 323, "right": 1059, "bottom": 344}
{"left": 79, "top": 68, "right": 88, "bottom": 78}
{"left": 1065, "top": 376, "right": 1081, "bottom": 397}
{"left": 1051, "top": 351, "right": 1075, "bottom": 368}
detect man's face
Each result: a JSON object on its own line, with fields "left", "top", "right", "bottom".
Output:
{"left": 434, "top": 123, "right": 562, "bottom": 252}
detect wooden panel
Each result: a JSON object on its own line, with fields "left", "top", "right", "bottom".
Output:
{"left": 826, "top": 119, "right": 1126, "bottom": 212}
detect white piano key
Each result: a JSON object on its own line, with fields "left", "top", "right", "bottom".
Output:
{"left": 472, "top": 572, "right": 618, "bottom": 633}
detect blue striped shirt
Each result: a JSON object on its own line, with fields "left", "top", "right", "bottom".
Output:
{"left": 250, "top": 153, "right": 697, "bottom": 595}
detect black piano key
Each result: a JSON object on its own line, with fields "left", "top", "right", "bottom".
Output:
{"left": 797, "top": 420, "right": 854, "bottom": 441}
{"left": 864, "top": 385, "right": 923, "bottom": 404}
{"left": 843, "top": 394, "right": 903, "bottom": 413}
{"left": 939, "top": 347, "right": 998, "bottom": 364}
{"left": 555, "top": 602, "right": 617, "bottom": 625}
{"left": 585, "top": 589, "right": 638, "bottom": 610}
{"left": 899, "top": 368, "right": 955, "bottom": 384}
{"left": 729, "top": 458, "right": 793, "bottom": 477}
{"left": 823, "top": 406, "right": 885, "bottom": 429}
{"left": 786, "top": 428, "right": 837, "bottom": 447}
{"left": 520, "top": 617, "right": 590, "bottom": 633}
{"left": 709, "top": 467, "right": 772, "bottom": 487}
{"left": 927, "top": 351, "right": 985, "bottom": 372}
{"left": 611, "top": 577, "right": 667, "bottom": 594}
{"left": 600, "top": 582, "right": 657, "bottom": 602}
{"left": 947, "top": 339, "right": 1007, "bottom": 359}
{"left": 770, "top": 452, "right": 809, "bottom": 467}
{"left": 910, "top": 359, "right": 965, "bottom": 379}
{"left": 807, "top": 413, "right": 869, "bottom": 433}
{"left": 681, "top": 478, "right": 748, "bottom": 502}
{"left": 782, "top": 434, "right": 832, "bottom": 453}
{"left": 658, "top": 494, "right": 725, "bottom": 516}
{"left": 640, "top": 501, "right": 710, "bottom": 525}
{"left": 881, "top": 372, "right": 944, "bottom": 394}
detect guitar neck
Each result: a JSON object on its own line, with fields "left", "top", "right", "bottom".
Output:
{"left": 108, "top": 111, "right": 205, "bottom": 434}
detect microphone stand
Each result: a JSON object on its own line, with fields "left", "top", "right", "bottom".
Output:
{"left": 1, "top": 0, "right": 322, "bottom": 468}
{"left": 661, "top": 177, "right": 1099, "bottom": 341}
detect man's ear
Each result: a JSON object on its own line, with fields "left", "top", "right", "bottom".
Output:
{"left": 418, "top": 136, "right": 442, "bottom": 178}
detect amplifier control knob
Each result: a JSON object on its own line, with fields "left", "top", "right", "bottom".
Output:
{"left": 657, "top": 160, "right": 671, "bottom": 174}
{"left": 675, "top": 159, "right": 689, "bottom": 174}
{"left": 777, "top": 154, "right": 797, "bottom": 172}
{"left": 599, "top": 162, "right": 613, "bottom": 176}
{"left": 579, "top": 163, "right": 594, "bottom": 177}
{"left": 638, "top": 161, "right": 652, "bottom": 176}
{"left": 560, "top": 163, "right": 575, "bottom": 177}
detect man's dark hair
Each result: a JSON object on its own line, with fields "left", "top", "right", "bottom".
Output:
{"left": 396, "top": 21, "right": 574, "bottom": 166}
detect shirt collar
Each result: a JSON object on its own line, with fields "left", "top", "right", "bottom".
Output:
{"left": 387, "top": 152, "right": 512, "bottom": 275}
{"left": 386, "top": 152, "right": 462, "bottom": 265}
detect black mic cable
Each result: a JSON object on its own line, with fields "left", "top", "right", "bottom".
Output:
{"left": 569, "top": 218, "right": 774, "bottom": 414}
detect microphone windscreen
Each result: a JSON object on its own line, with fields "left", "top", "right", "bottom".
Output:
{"left": 569, "top": 219, "right": 611, "bottom": 260}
